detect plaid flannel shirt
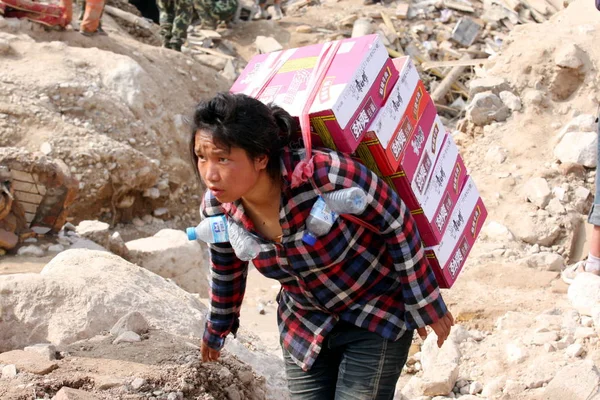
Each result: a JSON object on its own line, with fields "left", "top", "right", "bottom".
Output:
{"left": 201, "top": 147, "right": 447, "bottom": 371}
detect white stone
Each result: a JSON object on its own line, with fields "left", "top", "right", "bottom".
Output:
{"left": 524, "top": 177, "right": 552, "bottom": 208}
{"left": 48, "top": 244, "right": 65, "bottom": 253}
{"left": 153, "top": 208, "right": 169, "bottom": 217}
{"left": 17, "top": 245, "right": 45, "bottom": 257}
{"left": 110, "top": 311, "right": 149, "bottom": 336}
{"left": 511, "top": 215, "right": 561, "bottom": 246}
{"left": 255, "top": 36, "right": 283, "bottom": 53}
{"left": 1, "top": 364, "right": 16, "bottom": 378}
{"left": 126, "top": 229, "right": 210, "bottom": 297}
{"left": 131, "top": 377, "right": 146, "bottom": 390}
{"left": 143, "top": 187, "right": 160, "bottom": 199}
{"left": 499, "top": 91, "right": 522, "bottom": 111}
{"left": 544, "top": 342, "right": 557, "bottom": 352}
{"left": 40, "top": 142, "right": 52, "bottom": 155}
{"left": 503, "top": 380, "right": 526, "bottom": 397}
{"left": 485, "top": 146, "right": 508, "bottom": 164}
{"left": 556, "top": 114, "right": 596, "bottom": 142}
{"left": 469, "top": 77, "right": 510, "bottom": 96}
{"left": 553, "top": 186, "right": 567, "bottom": 202}
{"left": 482, "top": 221, "right": 514, "bottom": 241}
{"left": 543, "top": 360, "right": 600, "bottom": 399}
{"left": 113, "top": 331, "right": 141, "bottom": 344}
{"left": 24, "top": 344, "right": 56, "bottom": 360}
{"left": 568, "top": 273, "right": 600, "bottom": 316}
{"left": 76, "top": 220, "right": 110, "bottom": 248}
{"left": 506, "top": 342, "right": 528, "bottom": 363}
{"left": 0, "top": 249, "right": 207, "bottom": 351}
{"left": 481, "top": 376, "right": 505, "bottom": 398}
{"left": 522, "top": 252, "right": 565, "bottom": 272}
{"left": 574, "top": 327, "right": 596, "bottom": 340}
{"left": 546, "top": 198, "right": 566, "bottom": 215}
{"left": 421, "top": 361, "right": 459, "bottom": 397}
{"left": 532, "top": 331, "right": 560, "bottom": 345}
{"left": 555, "top": 44, "right": 585, "bottom": 69}
{"left": 566, "top": 343, "right": 584, "bottom": 358}
{"left": 554, "top": 131, "right": 597, "bottom": 168}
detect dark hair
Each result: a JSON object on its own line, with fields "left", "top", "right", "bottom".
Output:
{"left": 190, "top": 92, "right": 297, "bottom": 180}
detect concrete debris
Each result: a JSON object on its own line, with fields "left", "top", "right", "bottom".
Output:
{"left": 255, "top": 35, "right": 283, "bottom": 54}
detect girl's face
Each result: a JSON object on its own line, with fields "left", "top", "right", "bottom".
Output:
{"left": 194, "top": 130, "right": 268, "bottom": 203}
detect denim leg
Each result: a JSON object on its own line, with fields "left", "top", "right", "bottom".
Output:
{"left": 334, "top": 325, "right": 414, "bottom": 400}
{"left": 588, "top": 118, "right": 600, "bottom": 226}
{"left": 283, "top": 341, "right": 340, "bottom": 400}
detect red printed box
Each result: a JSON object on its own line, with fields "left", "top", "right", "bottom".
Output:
{"left": 356, "top": 74, "right": 430, "bottom": 176}
{"left": 230, "top": 35, "right": 398, "bottom": 153}
{"left": 411, "top": 135, "right": 468, "bottom": 246}
{"left": 425, "top": 177, "right": 487, "bottom": 288}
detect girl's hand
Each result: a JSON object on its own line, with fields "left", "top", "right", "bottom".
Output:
{"left": 416, "top": 310, "right": 455, "bottom": 348}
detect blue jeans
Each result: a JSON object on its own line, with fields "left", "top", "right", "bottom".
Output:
{"left": 590, "top": 118, "right": 600, "bottom": 226}
{"left": 282, "top": 321, "right": 414, "bottom": 400}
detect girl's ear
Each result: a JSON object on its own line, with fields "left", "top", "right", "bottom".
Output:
{"left": 254, "top": 154, "right": 269, "bottom": 171}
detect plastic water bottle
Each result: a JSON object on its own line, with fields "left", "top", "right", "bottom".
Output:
{"left": 186, "top": 215, "right": 229, "bottom": 243}
{"left": 322, "top": 187, "right": 368, "bottom": 214}
{"left": 302, "top": 188, "right": 368, "bottom": 246}
{"left": 186, "top": 216, "right": 261, "bottom": 261}
{"left": 303, "top": 196, "right": 337, "bottom": 246}
{"left": 228, "top": 221, "right": 261, "bottom": 261}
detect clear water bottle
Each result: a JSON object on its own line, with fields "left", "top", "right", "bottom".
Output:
{"left": 187, "top": 215, "right": 261, "bottom": 261}
{"left": 322, "top": 187, "right": 368, "bottom": 214}
{"left": 187, "top": 215, "right": 229, "bottom": 243}
{"left": 303, "top": 196, "right": 337, "bottom": 246}
{"left": 228, "top": 221, "right": 261, "bottom": 261}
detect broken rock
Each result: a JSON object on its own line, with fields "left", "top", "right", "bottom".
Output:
{"left": 452, "top": 17, "right": 482, "bottom": 47}
{"left": 524, "top": 177, "right": 551, "bottom": 208}
{"left": 54, "top": 387, "right": 100, "bottom": 400}
{"left": 466, "top": 92, "right": 509, "bottom": 126}
{"left": 110, "top": 311, "right": 150, "bottom": 336}
{"left": 554, "top": 131, "right": 597, "bottom": 168}
{"left": 555, "top": 43, "right": 585, "bottom": 69}
{"left": 568, "top": 273, "right": 600, "bottom": 315}
{"left": 113, "top": 331, "right": 141, "bottom": 344}
{"left": 522, "top": 252, "right": 565, "bottom": 272}
{"left": 499, "top": 91, "right": 522, "bottom": 111}
{"left": 255, "top": 36, "right": 283, "bottom": 54}
{"left": 24, "top": 343, "right": 57, "bottom": 361}
{"left": 126, "top": 229, "right": 210, "bottom": 297}
{"left": 544, "top": 360, "right": 600, "bottom": 399}
{"left": 75, "top": 220, "right": 110, "bottom": 249}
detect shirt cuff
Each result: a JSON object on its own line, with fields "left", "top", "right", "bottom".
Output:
{"left": 404, "top": 296, "right": 448, "bottom": 330}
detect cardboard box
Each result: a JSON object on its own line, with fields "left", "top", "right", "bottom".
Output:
{"left": 411, "top": 135, "right": 468, "bottom": 246}
{"left": 230, "top": 35, "right": 398, "bottom": 153}
{"left": 425, "top": 177, "right": 487, "bottom": 288}
{"left": 356, "top": 76, "right": 430, "bottom": 176}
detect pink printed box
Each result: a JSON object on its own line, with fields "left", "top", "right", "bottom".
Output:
{"left": 230, "top": 34, "right": 398, "bottom": 153}
{"left": 411, "top": 135, "right": 468, "bottom": 247}
{"left": 355, "top": 57, "right": 423, "bottom": 176}
{"left": 425, "top": 176, "right": 487, "bottom": 289}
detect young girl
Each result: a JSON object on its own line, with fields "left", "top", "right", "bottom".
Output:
{"left": 192, "top": 92, "right": 454, "bottom": 400}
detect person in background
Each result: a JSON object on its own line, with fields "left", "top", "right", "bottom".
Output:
{"left": 77, "top": 0, "right": 105, "bottom": 36}
{"left": 157, "top": 0, "right": 193, "bottom": 51}
{"left": 192, "top": 92, "right": 454, "bottom": 400}
{"left": 562, "top": 108, "right": 600, "bottom": 284}
{"left": 193, "top": 0, "right": 239, "bottom": 30}
{"left": 253, "top": 0, "right": 282, "bottom": 20}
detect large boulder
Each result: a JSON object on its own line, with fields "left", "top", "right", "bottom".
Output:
{"left": 126, "top": 229, "right": 210, "bottom": 297}
{"left": 0, "top": 249, "right": 207, "bottom": 352}
{"left": 543, "top": 360, "right": 600, "bottom": 399}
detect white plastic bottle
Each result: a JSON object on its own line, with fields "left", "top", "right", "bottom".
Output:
{"left": 303, "top": 188, "right": 368, "bottom": 246}
{"left": 228, "top": 221, "right": 262, "bottom": 261}
{"left": 186, "top": 215, "right": 229, "bottom": 243}
{"left": 303, "top": 196, "right": 337, "bottom": 246}
{"left": 322, "top": 187, "right": 368, "bottom": 214}
{"left": 187, "top": 216, "right": 262, "bottom": 261}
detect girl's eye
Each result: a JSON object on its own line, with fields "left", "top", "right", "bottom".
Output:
{"left": 219, "top": 158, "right": 229, "bottom": 163}
{"left": 197, "top": 154, "right": 206, "bottom": 161}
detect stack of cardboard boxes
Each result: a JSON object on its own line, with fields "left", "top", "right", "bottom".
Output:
{"left": 231, "top": 34, "right": 487, "bottom": 288}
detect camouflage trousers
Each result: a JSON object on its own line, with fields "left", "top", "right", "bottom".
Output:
{"left": 193, "top": 0, "right": 238, "bottom": 29}
{"left": 157, "top": 0, "right": 193, "bottom": 50}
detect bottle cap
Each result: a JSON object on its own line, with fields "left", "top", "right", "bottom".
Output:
{"left": 302, "top": 232, "right": 317, "bottom": 246}
{"left": 186, "top": 227, "right": 197, "bottom": 241}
